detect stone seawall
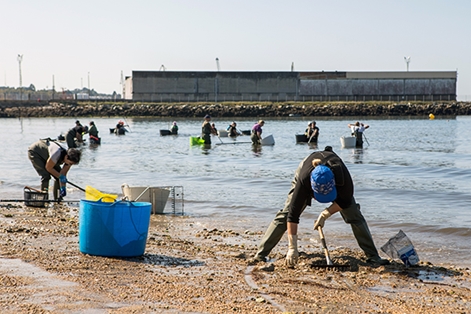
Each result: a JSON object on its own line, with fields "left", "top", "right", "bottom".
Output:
{"left": 0, "top": 101, "right": 470, "bottom": 118}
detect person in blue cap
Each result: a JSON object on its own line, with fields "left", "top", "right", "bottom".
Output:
{"left": 252, "top": 146, "right": 389, "bottom": 266}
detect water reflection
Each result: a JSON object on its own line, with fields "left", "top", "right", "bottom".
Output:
{"left": 252, "top": 144, "right": 262, "bottom": 157}
{"left": 201, "top": 144, "right": 212, "bottom": 154}
{"left": 352, "top": 148, "right": 365, "bottom": 164}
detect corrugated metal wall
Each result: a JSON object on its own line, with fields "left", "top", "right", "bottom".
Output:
{"left": 131, "top": 71, "right": 456, "bottom": 102}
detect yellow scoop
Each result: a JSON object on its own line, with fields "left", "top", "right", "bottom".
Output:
{"left": 85, "top": 185, "right": 118, "bottom": 203}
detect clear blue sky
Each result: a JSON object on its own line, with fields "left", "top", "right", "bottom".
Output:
{"left": 1, "top": 0, "right": 470, "bottom": 99}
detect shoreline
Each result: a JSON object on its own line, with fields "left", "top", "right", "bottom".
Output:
{"left": 1, "top": 100, "right": 471, "bottom": 118}
{"left": 0, "top": 202, "right": 470, "bottom": 313}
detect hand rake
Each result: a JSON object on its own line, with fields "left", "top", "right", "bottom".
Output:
{"left": 311, "top": 226, "right": 351, "bottom": 271}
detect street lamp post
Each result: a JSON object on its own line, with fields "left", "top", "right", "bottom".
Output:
{"left": 17, "top": 54, "right": 23, "bottom": 100}
{"left": 404, "top": 56, "right": 411, "bottom": 72}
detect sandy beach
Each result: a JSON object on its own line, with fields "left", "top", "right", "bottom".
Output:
{"left": 0, "top": 202, "right": 470, "bottom": 314}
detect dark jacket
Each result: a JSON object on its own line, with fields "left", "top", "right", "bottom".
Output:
{"left": 287, "top": 149, "right": 354, "bottom": 223}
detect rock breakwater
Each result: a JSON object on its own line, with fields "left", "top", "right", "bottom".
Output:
{"left": 1, "top": 101, "right": 470, "bottom": 118}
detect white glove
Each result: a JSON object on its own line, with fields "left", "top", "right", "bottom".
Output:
{"left": 286, "top": 234, "right": 299, "bottom": 267}
{"left": 313, "top": 209, "right": 331, "bottom": 230}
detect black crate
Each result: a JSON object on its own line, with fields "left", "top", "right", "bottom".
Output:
{"left": 24, "top": 186, "right": 48, "bottom": 207}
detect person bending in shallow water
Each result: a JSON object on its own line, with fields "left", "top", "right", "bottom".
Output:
{"left": 28, "top": 139, "right": 81, "bottom": 200}
{"left": 252, "top": 146, "right": 389, "bottom": 267}
{"left": 305, "top": 121, "right": 319, "bottom": 142}
{"left": 228, "top": 121, "right": 241, "bottom": 137}
{"left": 251, "top": 120, "right": 265, "bottom": 145}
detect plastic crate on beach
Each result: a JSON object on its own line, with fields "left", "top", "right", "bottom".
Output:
{"left": 24, "top": 186, "right": 48, "bottom": 207}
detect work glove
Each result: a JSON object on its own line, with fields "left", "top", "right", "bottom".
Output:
{"left": 60, "top": 186, "right": 67, "bottom": 197}
{"left": 59, "top": 174, "right": 67, "bottom": 183}
{"left": 286, "top": 234, "right": 299, "bottom": 267}
{"left": 313, "top": 209, "right": 331, "bottom": 230}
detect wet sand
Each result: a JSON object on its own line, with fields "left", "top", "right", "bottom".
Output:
{"left": 0, "top": 203, "right": 470, "bottom": 313}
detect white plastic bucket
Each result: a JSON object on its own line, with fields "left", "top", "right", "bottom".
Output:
{"left": 261, "top": 134, "right": 275, "bottom": 146}
{"left": 340, "top": 136, "right": 356, "bottom": 148}
{"left": 218, "top": 130, "right": 228, "bottom": 137}
{"left": 121, "top": 184, "right": 170, "bottom": 214}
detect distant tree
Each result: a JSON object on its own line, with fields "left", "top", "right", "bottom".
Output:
{"left": 28, "top": 84, "right": 36, "bottom": 91}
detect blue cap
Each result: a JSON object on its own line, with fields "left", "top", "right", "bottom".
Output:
{"left": 204, "top": 114, "right": 211, "bottom": 119}
{"left": 310, "top": 165, "right": 337, "bottom": 203}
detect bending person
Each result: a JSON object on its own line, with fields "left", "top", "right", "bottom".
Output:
{"left": 305, "top": 121, "right": 319, "bottom": 142}
{"left": 251, "top": 120, "right": 265, "bottom": 145}
{"left": 28, "top": 139, "right": 81, "bottom": 200}
{"left": 66, "top": 123, "right": 88, "bottom": 148}
{"left": 252, "top": 146, "right": 389, "bottom": 266}
{"left": 228, "top": 122, "right": 241, "bottom": 137}
{"left": 88, "top": 121, "right": 100, "bottom": 144}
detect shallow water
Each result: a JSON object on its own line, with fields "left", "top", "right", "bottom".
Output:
{"left": 1, "top": 115, "right": 470, "bottom": 267}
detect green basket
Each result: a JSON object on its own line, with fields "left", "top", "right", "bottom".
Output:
{"left": 190, "top": 136, "right": 205, "bottom": 146}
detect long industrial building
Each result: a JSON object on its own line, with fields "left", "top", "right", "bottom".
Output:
{"left": 124, "top": 70, "right": 457, "bottom": 102}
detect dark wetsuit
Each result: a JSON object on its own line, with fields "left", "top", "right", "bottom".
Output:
{"left": 201, "top": 121, "right": 212, "bottom": 144}
{"left": 254, "top": 147, "right": 381, "bottom": 261}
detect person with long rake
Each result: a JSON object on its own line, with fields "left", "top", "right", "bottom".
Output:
{"left": 252, "top": 146, "right": 389, "bottom": 267}
{"left": 28, "top": 139, "right": 81, "bottom": 201}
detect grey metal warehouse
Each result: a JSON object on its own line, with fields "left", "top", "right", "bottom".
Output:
{"left": 124, "top": 70, "right": 457, "bottom": 102}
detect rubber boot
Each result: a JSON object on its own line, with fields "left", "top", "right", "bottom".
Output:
{"left": 41, "top": 180, "right": 49, "bottom": 193}
{"left": 349, "top": 218, "right": 379, "bottom": 259}
{"left": 339, "top": 201, "right": 379, "bottom": 259}
{"left": 53, "top": 180, "right": 60, "bottom": 201}
{"left": 254, "top": 209, "right": 288, "bottom": 260}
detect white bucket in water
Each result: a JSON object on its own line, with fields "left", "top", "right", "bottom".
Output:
{"left": 218, "top": 130, "right": 228, "bottom": 137}
{"left": 261, "top": 134, "right": 275, "bottom": 146}
{"left": 121, "top": 184, "right": 170, "bottom": 214}
{"left": 340, "top": 136, "right": 356, "bottom": 148}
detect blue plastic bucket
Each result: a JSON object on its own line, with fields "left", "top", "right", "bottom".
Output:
{"left": 79, "top": 199, "right": 152, "bottom": 257}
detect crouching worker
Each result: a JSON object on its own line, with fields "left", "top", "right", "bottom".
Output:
{"left": 27, "top": 139, "right": 82, "bottom": 200}
{"left": 252, "top": 146, "right": 389, "bottom": 266}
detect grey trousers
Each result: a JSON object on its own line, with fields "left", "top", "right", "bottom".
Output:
{"left": 255, "top": 177, "right": 380, "bottom": 260}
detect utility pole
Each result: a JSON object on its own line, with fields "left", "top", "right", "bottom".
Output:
{"left": 87, "top": 72, "right": 90, "bottom": 97}
{"left": 215, "top": 58, "right": 220, "bottom": 103}
{"left": 52, "top": 75, "right": 55, "bottom": 100}
{"left": 120, "top": 70, "right": 124, "bottom": 99}
{"left": 17, "top": 54, "right": 23, "bottom": 100}
{"left": 404, "top": 56, "right": 411, "bottom": 72}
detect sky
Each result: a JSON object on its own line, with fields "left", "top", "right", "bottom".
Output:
{"left": 1, "top": 0, "right": 470, "bottom": 99}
